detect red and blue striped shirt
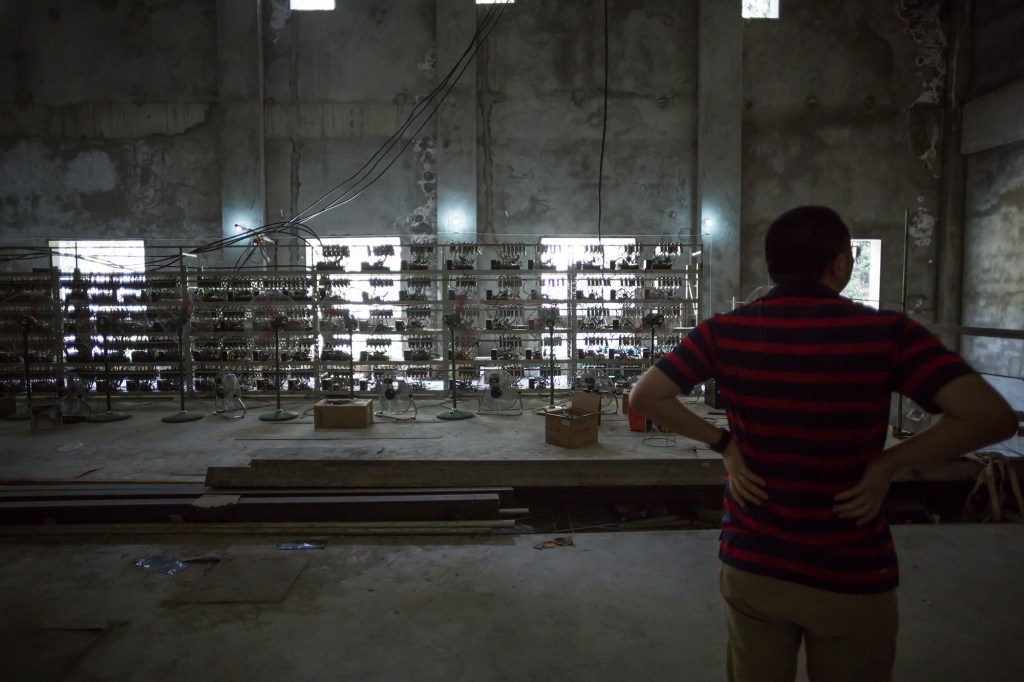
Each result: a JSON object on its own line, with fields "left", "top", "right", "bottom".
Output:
{"left": 655, "top": 282, "right": 974, "bottom": 594}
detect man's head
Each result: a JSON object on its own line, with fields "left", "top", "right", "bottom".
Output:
{"left": 764, "top": 206, "right": 853, "bottom": 288}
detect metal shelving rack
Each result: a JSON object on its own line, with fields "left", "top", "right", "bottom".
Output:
{"left": 0, "top": 240, "right": 702, "bottom": 407}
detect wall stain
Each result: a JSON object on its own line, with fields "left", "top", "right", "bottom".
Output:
{"left": 419, "top": 43, "right": 437, "bottom": 80}
{"left": 896, "top": 0, "right": 947, "bottom": 177}
{"left": 908, "top": 207, "right": 935, "bottom": 247}
{"left": 395, "top": 136, "right": 436, "bottom": 237}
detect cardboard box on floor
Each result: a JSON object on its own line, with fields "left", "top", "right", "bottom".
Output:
{"left": 543, "top": 391, "right": 601, "bottom": 448}
{"left": 314, "top": 399, "right": 374, "bottom": 429}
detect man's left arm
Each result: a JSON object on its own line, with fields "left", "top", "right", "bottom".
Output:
{"left": 629, "top": 366, "right": 768, "bottom": 507}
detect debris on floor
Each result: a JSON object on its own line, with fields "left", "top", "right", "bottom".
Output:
{"left": 134, "top": 556, "right": 189, "bottom": 575}
{"left": 533, "top": 536, "right": 574, "bottom": 550}
{"left": 276, "top": 541, "right": 327, "bottom": 550}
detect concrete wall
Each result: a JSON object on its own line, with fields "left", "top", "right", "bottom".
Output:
{"left": 0, "top": 0, "right": 996, "bottom": 332}
{"left": 475, "top": 1, "right": 697, "bottom": 242}
{"left": 262, "top": 0, "right": 438, "bottom": 247}
{"left": 0, "top": 0, "right": 221, "bottom": 250}
{"left": 739, "top": 0, "right": 950, "bottom": 311}
{"left": 961, "top": 0, "right": 1024, "bottom": 410}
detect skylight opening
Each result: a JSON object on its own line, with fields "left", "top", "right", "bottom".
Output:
{"left": 290, "top": 1, "right": 335, "bottom": 10}
{"left": 742, "top": 0, "right": 780, "bottom": 19}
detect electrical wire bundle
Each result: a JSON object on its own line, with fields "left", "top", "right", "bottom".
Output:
{"left": 286, "top": 0, "right": 512, "bottom": 227}
{"left": 4, "top": 1, "right": 514, "bottom": 276}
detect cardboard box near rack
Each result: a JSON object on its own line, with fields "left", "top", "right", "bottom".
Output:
{"left": 543, "top": 391, "right": 601, "bottom": 449}
{"left": 314, "top": 399, "right": 374, "bottom": 430}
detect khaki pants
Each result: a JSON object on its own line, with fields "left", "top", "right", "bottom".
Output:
{"left": 720, "top": 563, "right": 898, "bottom": 682}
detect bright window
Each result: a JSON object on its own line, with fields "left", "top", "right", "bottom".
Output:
{"left": 50, "top": 238, "right": 146, "bottom": 306}
{"left": 742, "top": 1, "right": 779, "bottom": 19}
{"left": 844, "top": 239, "right": 881, "bottom": 309}
{"left": 537, "top": 237, "right": 636, "bottom": 361}
{"left": 290, "top": 1, "right": 335, "bottom": 10}
{"left": 310, "top": 237, "right": 403, "bottom": 364}
{"left": 50, "top": 239, "right": 145, "bottom": 275}
{"left": 49, "top": 240, "right": 147, "bottom": 364}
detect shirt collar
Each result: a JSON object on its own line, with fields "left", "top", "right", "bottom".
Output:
{"left": 762, "top": 282, "right": 841, "bottom": 300}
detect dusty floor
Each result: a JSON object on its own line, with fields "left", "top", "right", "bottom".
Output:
{"left": 1, "top": 526, "right": 1023, "bottom": 681}
{"left": 0, "top": 393, "right": 724, "bottom": 482}
{"left": 2, "top": 394, "right": 1023, "bottom": 681}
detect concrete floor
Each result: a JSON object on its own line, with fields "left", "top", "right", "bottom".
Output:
{"left": 0, "top": 526, "right": 1022, "bottom": 681}
{"left": 0, "top": 393, "right": 724, "bottom": 483}
{"left": 2, "top": 394, "right": 1024, "bottom": 681}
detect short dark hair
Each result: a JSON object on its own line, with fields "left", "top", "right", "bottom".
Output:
{"left": 764, "top": 206, "right": 851, "bottom": 284}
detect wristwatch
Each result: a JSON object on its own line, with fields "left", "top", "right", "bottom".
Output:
{"left": 710, "top": 429, "right": 732, "bottom": 454}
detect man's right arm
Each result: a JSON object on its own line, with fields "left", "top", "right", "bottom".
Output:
{"left": 834, "top": 373, "right": 1018, "bottom": 524}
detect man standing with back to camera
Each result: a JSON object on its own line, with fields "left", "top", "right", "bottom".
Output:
{"left": 628, "top": 205, "right": 1017, "bottom": 682}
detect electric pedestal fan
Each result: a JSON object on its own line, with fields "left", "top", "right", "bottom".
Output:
{"left": 532, "top": 307, "right": 562, "bottom": 414}
{"left": 61, "top": 371, "right": 90, "bottom": 419}
{"left": 638, "top": 311, "right": 676, "bottom": 445}
{"left": 640, "top": 311, "right": 667, "bottom": 367}
{"left": 476, "top": 368, "right": 522, "bottom": 416}
{"left": 214, "top": 371, "right": 245, "bottom": 419}
{"left": 573, "top": 367, "right": 618, "bottom": 415}
{"left": 253, "top": 291, "right": 303, "bottom": 422}
{"left": 87, "top": 312, "right": 132, "bottom": 423}
{"left": 0, "top": 292, "right": 59, "bottom": 420}
{"left": 376, "top": 375, "right": 417, "bottom": 421}
{"left": 437, "top": 297, "right": 475, "bottom": 421}
{"left": 155, "top": 290, "right": 204, "bottom": 423}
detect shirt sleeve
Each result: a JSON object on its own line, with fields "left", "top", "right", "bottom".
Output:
{"left": 890, "top": 316, "right": 976, "bottom": 413}
{"left": 653, "top": 319, "right": 717, "bottom": 394}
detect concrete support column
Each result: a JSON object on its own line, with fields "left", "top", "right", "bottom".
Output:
{"left": 436, "top": 0, "right": 478, "bottom": 244}
{"left": 217, "top": 0, "right": 266, "bottom": 248}
{"left": 935, "top": 0, "right": 971, "bottom": 341}
{"left": 697, "top": 1, "right": 743, "bottom": 316}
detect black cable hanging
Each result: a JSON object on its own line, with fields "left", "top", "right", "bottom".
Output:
{"left": 292, "top": 0, "right": 511, "bottom": 225}
{"left": 596, "top": 0, "right": 609, "bottom": 242}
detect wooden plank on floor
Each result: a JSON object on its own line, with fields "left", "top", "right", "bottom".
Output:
{"left": 0, "top": 485, "right": 515, "bottom": 506}
{"left": 205, "top": 459, "right": 727, "bottom": 488}
{"left": 0, "top": 492, "right": 501, "bottom": 525}
{"left": 204, "top": 456, "right": 1017, "bottom": 489}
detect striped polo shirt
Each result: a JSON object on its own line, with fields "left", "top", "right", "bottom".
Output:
{"left": 655, "top": 282, "right": 974, "bottom": 594}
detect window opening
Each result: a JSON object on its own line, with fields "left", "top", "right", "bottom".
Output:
{"left": 742, "top": 1, "right": 779, "bottom": 19}
{"left": 537, "top": 238, "right": 636, "bottom": 368}
{"left": 309, "top": 237, "right": 403, "bottom": 371}
{"left": 843, "top": 239, "right": 881, "bottom": 309}
{"left": 290, "top": 1, "right": 335, "bottom": 10}
{"left": 49, "top": 239, "right": 147, "bottom": 364}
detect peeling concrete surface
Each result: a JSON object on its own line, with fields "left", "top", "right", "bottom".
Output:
{"left": 0, "top": 137, "right": 219, "bottom": 241}
{"left": 739, "top": 0, "right": 948, "bottom": 312}
{"left": 477, "top": 1, "right": 696, "bottom": 240}
{"left": 962, "top": 138, "right": 1024, "bottom": 382}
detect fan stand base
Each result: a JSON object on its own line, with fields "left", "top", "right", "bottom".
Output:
{"left": 5, "top": 409, "right": 31, "bottom": 421}
{"left": 259, "top": 409, "right": 298, "bottom": 422}
{"left": 87, "top": 411, "right": 132, "bottom": 423}
{"left": 437, "top": 408, "right": 475, "bottom": 421}
{"left": 162, "top": 410, "right": 205, "bottom": 423}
